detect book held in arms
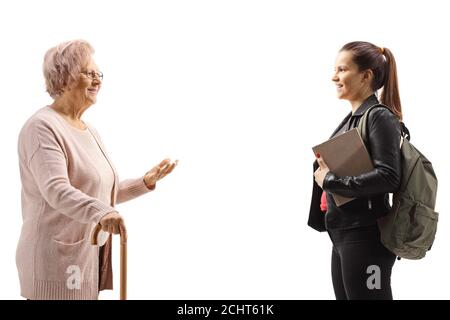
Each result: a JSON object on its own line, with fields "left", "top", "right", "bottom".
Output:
{"left": 312, "top": 128, "right": 374, "bottom": 206}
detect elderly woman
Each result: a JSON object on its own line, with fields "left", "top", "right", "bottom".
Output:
{"left": 16, "top": 39, "right": 177, "bottom": 300}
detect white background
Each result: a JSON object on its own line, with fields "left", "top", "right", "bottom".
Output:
{"left": 0, "top": 0, "right": 448, "bottom": 300}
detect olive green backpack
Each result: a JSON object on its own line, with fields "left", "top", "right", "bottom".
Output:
{"left": 358, "top": 105, "right": 438, "bottom": 259}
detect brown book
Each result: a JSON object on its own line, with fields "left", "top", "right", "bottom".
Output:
{"left": 312, "top": 128, "right": 373, "bottom": 206}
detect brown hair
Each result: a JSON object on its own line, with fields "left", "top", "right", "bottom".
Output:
{"left": 341, "top": 41, "right": 402, "bottom": 120}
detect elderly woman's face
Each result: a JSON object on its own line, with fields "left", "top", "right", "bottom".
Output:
{"left": 68, "top": 58, "right": 102, "bottom": 106}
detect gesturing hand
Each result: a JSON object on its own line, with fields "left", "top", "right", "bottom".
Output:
{"left": 144, "top": 158, "right": 178, "bottom": 189}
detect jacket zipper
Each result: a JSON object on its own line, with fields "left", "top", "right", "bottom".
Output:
{"left": 368, "top": 198, "right": 372, "bottom": 210}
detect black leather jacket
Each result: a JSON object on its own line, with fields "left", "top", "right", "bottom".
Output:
{"left": 308, "top": 94, "right": 402, "bottom": 231}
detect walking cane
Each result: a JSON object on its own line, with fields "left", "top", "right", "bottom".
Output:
{"left": 91, "top": 223, "right": 127, "bottom": 300}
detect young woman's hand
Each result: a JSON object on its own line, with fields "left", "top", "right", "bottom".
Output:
{"left": 314, "top": 156, "right": 330, "bottom": 189}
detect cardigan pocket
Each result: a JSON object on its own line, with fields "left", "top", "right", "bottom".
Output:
{"left": 46, "top": 237, "right": 94, "bottom": 286}
{"left": 53, "top": 237, "right": 86, "bottom": 246}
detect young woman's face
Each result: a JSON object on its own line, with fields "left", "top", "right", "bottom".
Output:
{"left": 332, "top": 50, "right": 369, "bottom": 101}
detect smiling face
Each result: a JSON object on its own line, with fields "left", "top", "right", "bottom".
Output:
{"left": 66, "top": 57, "right": 102, "bottom": 107}
{"left": 332, "top": 50, "right": 372, "bottom": 104}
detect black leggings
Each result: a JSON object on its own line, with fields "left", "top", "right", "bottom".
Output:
{"left": 328, "top": 225, "right": 397, "bottom": 300}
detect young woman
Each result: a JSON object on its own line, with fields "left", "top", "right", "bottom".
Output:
{"left": 308, "top": 41, "right": 402, "bottom": 300}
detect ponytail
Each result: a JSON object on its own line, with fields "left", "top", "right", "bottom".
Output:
{"left": 380, "top": 47, "right": 403, "bottom": 120}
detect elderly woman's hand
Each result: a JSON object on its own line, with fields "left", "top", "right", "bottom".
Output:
{"left": 99, "top": 211, "right": 127, "bottom": 236}
{"left": 144, "top": 158, "right": 178, "bottom": 188}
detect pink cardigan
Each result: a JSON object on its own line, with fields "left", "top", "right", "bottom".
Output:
{"left": 16, "top": 106, "right": 153, "bottom": 300}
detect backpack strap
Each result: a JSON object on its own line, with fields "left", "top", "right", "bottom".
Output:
{"left": 357, "top": 104, "right": 390, "bottom": 146}
{"left": 357, "top": 104, "right": 409, "bottom": 147}
{"left": 400, "top": 121, "right": 411, "bottom": 141}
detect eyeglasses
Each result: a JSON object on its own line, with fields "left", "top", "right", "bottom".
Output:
{"left": 81, "top": 70, "right": 103, "bottom": 81}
